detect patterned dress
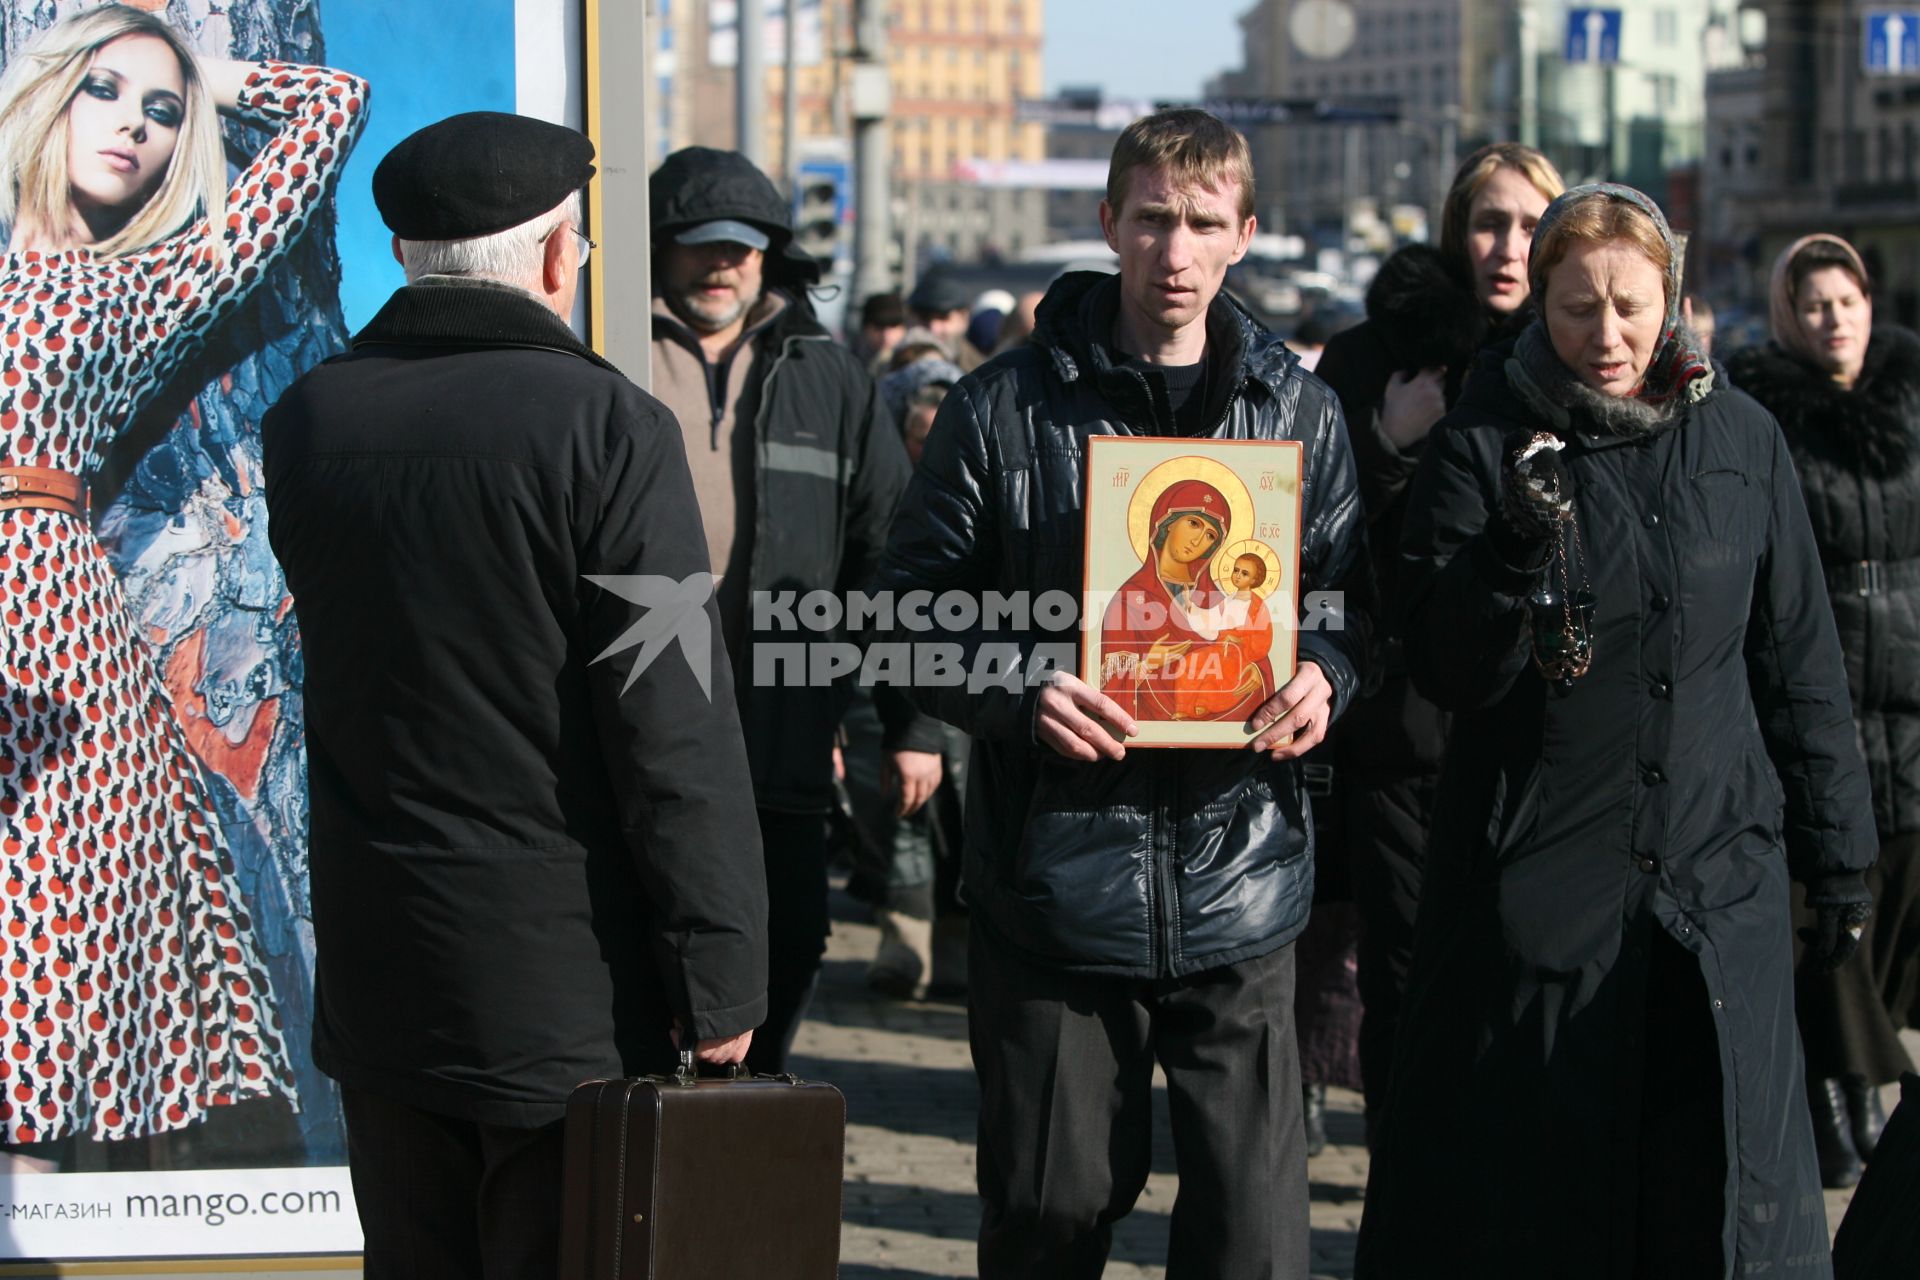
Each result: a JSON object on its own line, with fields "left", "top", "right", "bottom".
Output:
{"left": 0, "top": 62, "right": 367, "bottom": 1143}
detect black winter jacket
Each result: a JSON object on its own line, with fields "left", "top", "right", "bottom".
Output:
{"left": 1358, "top": 339, "right": 1874, "bottom": 1278}
{"left": 873, "top": 272, "right": 1370, "bottom": 977}
{"left": 263, "top": 282, "right": 768, "bottom": 1125}
{"left": 1728, "top": 328, "right": 1920, "bottom": 837}
{"left": 1312, "top": 245, "right": 1502, "bottom": 781}
{"left": 653, "top": 292, "right": 939, "bottom": 813}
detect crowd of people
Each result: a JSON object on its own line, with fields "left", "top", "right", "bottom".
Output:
{"left": 3, "top": 5, "right": 1920, "bottom": 1279}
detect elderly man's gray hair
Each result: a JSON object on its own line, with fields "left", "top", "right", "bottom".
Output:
{"left": 397, "top": 191, "right": 582, "bottom": 285}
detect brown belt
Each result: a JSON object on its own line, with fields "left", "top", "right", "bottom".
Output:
{"left": 0, "top": 465, "right": 86, "bottom": 518}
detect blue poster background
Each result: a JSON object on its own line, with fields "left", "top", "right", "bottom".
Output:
{"left": 324, "top": 4, "right": 520, "bottom": 332}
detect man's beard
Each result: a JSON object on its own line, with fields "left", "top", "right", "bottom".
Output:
{"left": 667, "top": 282, "right": 761, "bottom": 335}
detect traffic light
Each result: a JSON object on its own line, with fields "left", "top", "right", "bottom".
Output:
{"left": 793, "top": 157, "right": 849, "bottom": 276}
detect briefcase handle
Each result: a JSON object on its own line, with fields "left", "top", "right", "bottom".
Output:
{"left": 674, "top": 1049, "right": 753, "bottom": 1086}
{"left": 670, "top": 1049, "right": 803, "bottom": 1087}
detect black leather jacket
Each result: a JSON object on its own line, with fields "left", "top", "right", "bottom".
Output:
{"left": 874, "top": 272, "right": 1370, "bottom": 977}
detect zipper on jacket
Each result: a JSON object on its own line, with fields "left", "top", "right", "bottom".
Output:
{"left": 1206, "top": 383, "right": 1244, "bottom": 437}
{"left": 1152, "top": 770, "right": 1178, "bottom": 973}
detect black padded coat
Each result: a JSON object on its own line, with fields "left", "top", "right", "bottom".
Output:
{"left": 1728, "top": 328, "right": 1920, "bottom": 838}
{"left": 1356, "top": 340, "right": 1875, "bottom": 1278}
{"left": 872, "top": 271, "right": 1370, "bottom": 977}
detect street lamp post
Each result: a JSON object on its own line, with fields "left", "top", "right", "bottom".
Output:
{"left": 737, "top": 0, "right": 767, "bottom": 168}
{"left": 851, "top": 0, "right": 892, "bottom": 303}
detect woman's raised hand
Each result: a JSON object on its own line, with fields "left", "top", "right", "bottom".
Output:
{"left": 1380, "top": 366, "right": 1448, "bottom": 450}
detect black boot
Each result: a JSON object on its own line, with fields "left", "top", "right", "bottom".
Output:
{"left": 1840, "top": 1074, "right": 1888, "bottom": 1162}
{"left": 1810, "top": 1076, "right": 1865, "bottom": 1189}
{"left": 1303, "top": 1083, "right": 1328, "bottom": 1158}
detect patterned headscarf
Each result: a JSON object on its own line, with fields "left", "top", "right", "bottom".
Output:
{"left": 1531, "top": 182, "right": 1683, "bottom": 338}
{"left": 1522, "top": 182, "right": 1708, "bottom": 412}
{"left": 1768, "top": 233, "right": 1870, "bottom": 369}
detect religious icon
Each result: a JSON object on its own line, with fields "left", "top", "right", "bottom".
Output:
{"left": 1081, "top": 437, "right": 1303, "bottom": 747}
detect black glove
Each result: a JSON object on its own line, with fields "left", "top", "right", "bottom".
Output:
{"left": 1500, "top": 430, "right": 1575, "bottom": 542}
{"left": 1803, "top": 872, "right": 1873, "bottom": 972}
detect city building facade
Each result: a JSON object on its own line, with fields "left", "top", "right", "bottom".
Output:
{"left": 1219, "top": 1, "right": 1721, "bottom": 246}
{"left": 1702, "top": 0, "right": 1920, "bottom": 325}
{"left": 651, "top": 0, "right": 1046, "bottom": 276}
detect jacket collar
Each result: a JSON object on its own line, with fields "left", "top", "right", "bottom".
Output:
{"left": 352, "top": 277, "right": 620, "bottom": 373}
{"left": 650, "top": 289, "right": 796, "bottom": 364}
{"left": 1031, "top": 271, "right": 1297, "bottom": 402}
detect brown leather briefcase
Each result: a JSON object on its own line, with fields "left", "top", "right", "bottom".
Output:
{"left": 558, "top": 1054, "right": 845, "bottom": 1279}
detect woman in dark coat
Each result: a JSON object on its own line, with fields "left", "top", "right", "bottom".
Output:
{"left": 1728, "top": 234, "right": 1920, "bottom": 1188}
{"left": 1309, "top": 144, "right": 1565, "bottom": 1142}
{"left": 1357, "top": 185, "right": 1876, "bottom": 1278}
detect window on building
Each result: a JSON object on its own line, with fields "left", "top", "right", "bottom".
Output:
{"left": 1654, "top": 9, "right": 1677, "bottom": 46}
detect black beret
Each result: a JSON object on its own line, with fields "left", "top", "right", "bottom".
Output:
{"left": 374, "top": 111, "right": 596, "bottom": 240}
{"left": 908, "top": 272, "right": 971, "bottom": 315}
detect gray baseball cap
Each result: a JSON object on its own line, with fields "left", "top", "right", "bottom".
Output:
{"left": 673, "top": 218, "right": 772, "bottom": 251}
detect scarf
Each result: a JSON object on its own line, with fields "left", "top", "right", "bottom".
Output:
{"left": 1768, "top": 233, "right": 1870, "bottom": 370}
{"left": 1506, "top": 318, "right": 1713, "bottom": 438}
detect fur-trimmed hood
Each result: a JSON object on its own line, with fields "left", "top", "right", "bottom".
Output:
{"left": 1728, "top": 326, "right": 1920, "bottom": 477}
{"left": 1363, "top": 244, "right": 1487, "bottom": 382}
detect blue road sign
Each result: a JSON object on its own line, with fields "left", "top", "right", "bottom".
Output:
{"left": 1566, "top": 8, "right": 1623, "bottom": 64}
{"left": 1866, "top": 11, "right": 1920, "bottom": 74}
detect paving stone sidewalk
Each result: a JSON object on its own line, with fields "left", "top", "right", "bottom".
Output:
{"left": 801, "top": 887, "right": 1909, "bottom": 1280}
{"left": 799, "top": 888, "right": 1365, "bottom": 1280}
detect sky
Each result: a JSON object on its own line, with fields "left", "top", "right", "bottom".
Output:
{"left": 1044, "top": 0, "right": 1249, "bottom": 104}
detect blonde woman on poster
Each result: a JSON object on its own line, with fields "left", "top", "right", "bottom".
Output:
{"left": 0, "top": 2, "right": 366, "bottom": 1159}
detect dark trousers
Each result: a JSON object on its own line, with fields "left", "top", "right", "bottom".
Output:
{"left": 1349, "top": 770, "right": 1436, "bottom": 1126}
{"left": 747, "top": 808, "right": 830, "bottom": 1074}
{"left": 1631, "top": 930, "right": 1726, "bottom": 1278}
{"left": 969, "top": 926, "right": 1309, "bottom": 1280}
{"left": 342, "top": 1087, "right": 565, "bottom": 1280}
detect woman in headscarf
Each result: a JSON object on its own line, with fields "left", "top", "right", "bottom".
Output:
{"left": 1307, "top": 144, "right": 1566, "bottom": 1145}
{"left": 1727, "top": 235, "right": 1920, "bottom": 1189}
{"left": 1357, "top": 186, "right": 1874, "bottom": 1279}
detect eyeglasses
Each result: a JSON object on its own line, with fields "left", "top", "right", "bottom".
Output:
{"left": 569, "top": 227, "right": 596, "bottom": 269}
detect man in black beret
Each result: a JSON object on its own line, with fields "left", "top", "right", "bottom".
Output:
{"left": 647, "top": 145, "right": 944, "bottom": 1071}
{"left": 261, "top": 113, "right": 769, "bottom": 1276}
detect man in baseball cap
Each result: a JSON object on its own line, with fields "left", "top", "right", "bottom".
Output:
{"left": 648, "top": 147, "right": 944, "bottom": 1073}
